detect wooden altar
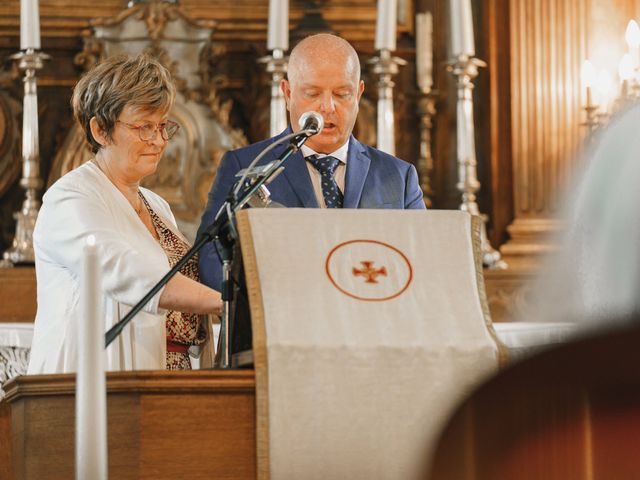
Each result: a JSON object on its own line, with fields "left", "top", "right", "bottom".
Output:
{"left": 0, "top": 266, "right": 532, "bottom": 325}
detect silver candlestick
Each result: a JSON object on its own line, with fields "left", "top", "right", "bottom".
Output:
{"left": 369, "top": 49, "right": 407, "bottom": 155}
{"left": 582, "top": 88, "right": 600, "bottom": 137}
{"left": 416, "top": 89, "right": 437, "bottom": 207}
{"left": 448, "top": 55, "right": 506, "bottom": 269}
{"left": 259, "top": 48, "right": 288, "bottom": 137}
{"left": 1, "top": 49, "right": 50, "bottom": 267}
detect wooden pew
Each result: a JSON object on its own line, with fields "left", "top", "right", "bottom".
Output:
{"left": 428, "top": 322, "right": 640, "bottom": 480}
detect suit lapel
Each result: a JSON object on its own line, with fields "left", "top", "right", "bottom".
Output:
{"left": 268, "top": 129, "right": 318, "bottom": 207}
{"left": 343, "top": 136, "right": 370, "bottom": 208}
{"left": 281, "top": 150, "right": 318, "bottom": 207}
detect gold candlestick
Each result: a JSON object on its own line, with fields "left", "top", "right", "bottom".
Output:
{"left": 416, "top": 89, "right": 437, "bottom": 208}
{"left": 581, "top": 87, "right": 600, "bottom": 137}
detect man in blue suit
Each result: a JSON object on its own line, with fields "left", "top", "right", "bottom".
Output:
{"left": 197, "top": 33, "right": 425, "bottom": 290}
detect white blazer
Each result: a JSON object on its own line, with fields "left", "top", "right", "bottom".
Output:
{"left": 28, "top": 161, "right": 184, "bottom": 374}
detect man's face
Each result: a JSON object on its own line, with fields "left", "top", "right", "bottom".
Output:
{"left": 282, "top": 55, "right": 364, "bottom": 154}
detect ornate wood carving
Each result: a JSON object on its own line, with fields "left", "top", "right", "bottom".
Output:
{"left": 483, "top": 268, "right": 537, "bottom": 323}
{"left": 0, "top": 69, "right": 21, "bottom": 198}
{"left": 46, "top": 0, "right": 249, "bottom": 240}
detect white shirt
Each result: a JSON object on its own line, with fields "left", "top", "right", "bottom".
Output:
{"left": 301, "top": 140, "right": 349, "bottom": 208}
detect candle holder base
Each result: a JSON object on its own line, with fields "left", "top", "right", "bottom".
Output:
{"left": 477, "top": 214, "right": 507, "bottom": 270}
{"left": 1, "top": 207, "right": 39, "bottom": 266}
{"left": 580, "top": 103, "right": 600, "bottom": 137}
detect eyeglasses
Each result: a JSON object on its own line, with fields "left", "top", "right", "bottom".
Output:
{"left": 117, "top": 120, "right": 180, "bottom": 141}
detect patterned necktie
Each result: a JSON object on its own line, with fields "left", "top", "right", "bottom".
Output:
{"left": 306, "top": 155, "right": 344, "bottom": 208}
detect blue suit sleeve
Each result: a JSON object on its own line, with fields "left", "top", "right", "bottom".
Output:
{"left": 197, "top": 151, "right": 243, "bottom": 291}
{"left": 405, "top": 164, "right": 426, "bottom": 209}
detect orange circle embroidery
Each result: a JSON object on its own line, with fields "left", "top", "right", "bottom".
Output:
{"left": 325, "top": 239, "right": 413, "bottom": 302}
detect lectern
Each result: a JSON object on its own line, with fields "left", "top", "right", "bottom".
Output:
{"left": 1, "top": 208, "right": 503, "bottom": 479}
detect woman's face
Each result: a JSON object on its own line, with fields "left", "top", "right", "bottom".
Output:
{"left": 103, "top": 105, "right": 170, "bottom": 183}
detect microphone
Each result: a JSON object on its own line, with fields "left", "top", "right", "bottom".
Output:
{"left": 299, "top": 111, "right": 324, "bottom": 136}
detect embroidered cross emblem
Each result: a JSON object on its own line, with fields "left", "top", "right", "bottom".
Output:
{"left": 352, "top": 261, "right": 387, "bottom": 284}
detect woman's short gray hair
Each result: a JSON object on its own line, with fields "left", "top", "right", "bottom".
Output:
{"left": 71, "top": 54, "right": 176, "bottom": 153}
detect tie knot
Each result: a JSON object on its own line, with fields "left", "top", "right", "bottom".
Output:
{"left": 307, "top": 155, "right": 340, "bottom": 176}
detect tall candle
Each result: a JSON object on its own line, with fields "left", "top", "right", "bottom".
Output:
{"left": 267, "top": 0, "right": 289, "bottom": 51}
{"left": 375, "top": 0, "right": 398, "bottom": 51}
{"left": 76, "top": 235, "right": 107, "bottom": 480}
{"left": 416, "top": 12, "right": 433, "bottom": 92}
{"left": 450, "top": 0, "right": 475, "bottom": 57}
{"left": 20, "top": 0, "right": 40, "bottom": 50}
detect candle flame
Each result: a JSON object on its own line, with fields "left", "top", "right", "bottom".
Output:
{"left": 626, "top": 20, "right": 640, "bottom": 48}
{"left": 86, "top": 235, "right": 96, "bottom": 247}
{"left": 619, "top": 54, "right": 634, "bottom": 81}
{"left": 581, "top": 60, "right": 597, "bottom": 88}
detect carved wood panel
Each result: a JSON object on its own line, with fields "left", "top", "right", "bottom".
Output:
{"left": 501, "top": 0, "right": 588, "bottom": 267}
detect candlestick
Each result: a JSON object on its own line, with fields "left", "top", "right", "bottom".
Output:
{"left": 369, "top": 49, "right": 407, "bottom": 155}
{"left": 450, "top": 0, "right": 475, "bottom": 58}
{"left": 1, "top": 49, "right": 49, "bottom": 268}
{"left": 448, "top": 55, "right": 506, "bottom": 269}
{"left": 76, "top": 235, "right": 107, "bottom": 480}
{"left": 20, "top": 0, "right": 41, "bottom": 50}
{"left": 375, "top": 0, "right": 398, "bottom": 52}
{"left": 259, "top": 49, "right": 289, "bottom": 136}
{"left": 267, "top": 0, "right": 289, "bottom": 51}
{"left": 416, "top": 12, "right": 433, "bottom": 93}
{"left": 580, "top": 60, "right": 599, "bottom": 135}
{"left": 416, "top": 91, "right": 438, "bottom": 208}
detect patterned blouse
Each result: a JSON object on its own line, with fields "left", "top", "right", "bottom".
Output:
{"left": 141, "top": 193, "right": 206, "bottom": 370}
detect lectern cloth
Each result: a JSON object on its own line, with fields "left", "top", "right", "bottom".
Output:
{"left": 238, "top": 209, "right": 500, "bottom": 480}
{"left": 28, "top": 162, "right": 178, "bottom": 374}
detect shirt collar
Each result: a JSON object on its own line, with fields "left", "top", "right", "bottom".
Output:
{"left": 301, "top": 139, "right": 349, "bottom": 164}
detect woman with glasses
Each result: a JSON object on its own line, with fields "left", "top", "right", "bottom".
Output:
{"left": 28, "top": 54, "right": 222, "bottom": 374}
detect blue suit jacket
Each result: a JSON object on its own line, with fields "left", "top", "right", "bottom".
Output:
{"left": 196, "top": 128, "right": 425, "bottom": 290}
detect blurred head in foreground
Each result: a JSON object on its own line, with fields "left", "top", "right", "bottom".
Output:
{"left": 531, "top": 104, "right": 640, "bottom": 330}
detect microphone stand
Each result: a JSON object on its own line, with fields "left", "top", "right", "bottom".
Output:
{"left": 104, "top": 129, "right": 315, "bottom": 355}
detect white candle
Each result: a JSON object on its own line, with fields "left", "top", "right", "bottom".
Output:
{"left": 267, "top": 0, "right": 289, "bottom": 51}
{"left": 581, "top": 59, "right": 597, "bottom": 107}
{"left": 450, "top": 0, "right": 475, "bottom": 58}
{"left": 20, "top": 0, "right": 40, "bottom": 50}
{"left": 416, "top": 12, "right": 433, "bottom": 92}
{"left": 375, "top": 0, "right": 398, "bottom": 51}
{"left": 76, "top": 235, "right": 108, "bottom": 480}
